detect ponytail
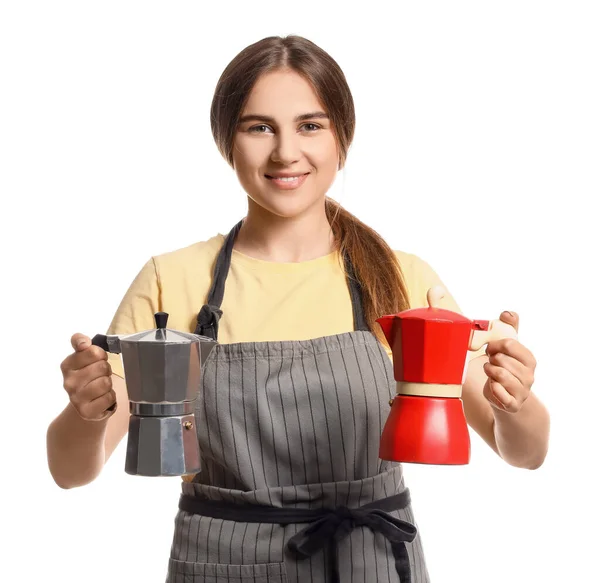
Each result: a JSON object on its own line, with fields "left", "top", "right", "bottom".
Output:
{"left": 325, "top": 198, "right": 410, "bottom": 344}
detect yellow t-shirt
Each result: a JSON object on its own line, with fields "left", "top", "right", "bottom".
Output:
{"left": 106, "top": 234, "right": 485, "bottom": 378}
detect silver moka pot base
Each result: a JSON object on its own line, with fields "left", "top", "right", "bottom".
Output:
{"left": 125, "top": 413, "right": 201, "bottom": 477}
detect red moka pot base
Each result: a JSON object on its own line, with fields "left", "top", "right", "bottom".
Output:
{"left": 379, "top": 395, "right": 471, "bottom": 465}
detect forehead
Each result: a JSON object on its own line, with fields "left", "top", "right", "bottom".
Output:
{"left": 242, "top": 70, "right": 325, "bottom": 117}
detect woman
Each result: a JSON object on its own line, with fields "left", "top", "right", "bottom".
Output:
{"left": 47, "top": 35, "right": 550, "bottom": 582}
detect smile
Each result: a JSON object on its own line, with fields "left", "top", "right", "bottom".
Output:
{"left": 265, "top": 173, "right": 310, "bottom": 190}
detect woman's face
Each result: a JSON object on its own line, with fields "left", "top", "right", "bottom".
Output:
{"left": 232, "top": 69, "right": 339, "bottom": 218}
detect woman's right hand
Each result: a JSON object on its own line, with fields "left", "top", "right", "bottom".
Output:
{"left": 60, "top": 334, "right": 117, "bottom": 421}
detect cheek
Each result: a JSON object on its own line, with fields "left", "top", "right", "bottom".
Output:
{"left": 309, "top": 138, "right": 339, "bottom": 172}
{"left": 233, "top": 138, "right": 265, "bottom": 174}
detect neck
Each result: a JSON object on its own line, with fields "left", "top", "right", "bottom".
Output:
{"left": 234, "top": 198, "right": 335, "bottom": 262}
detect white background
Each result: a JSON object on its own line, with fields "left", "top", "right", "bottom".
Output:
{"left": 1, "top": 1, "right": 598, "bottom": 581}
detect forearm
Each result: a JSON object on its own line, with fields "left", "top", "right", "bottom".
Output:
{"left": 46, "top": 402, "right": 108, "bottom": 489}
{"left": 492, "top": 391, "right": 550, "bottom": 469}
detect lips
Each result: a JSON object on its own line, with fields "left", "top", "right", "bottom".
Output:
{"left": 265, "top": 172, "right": 310, "bottom": 178}
{"left": 264, "top": 172, "right": 310, "bottom": 190}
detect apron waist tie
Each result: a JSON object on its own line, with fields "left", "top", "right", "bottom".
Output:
{"left": 178, "top": 489, "right": 417, "bottom": 583}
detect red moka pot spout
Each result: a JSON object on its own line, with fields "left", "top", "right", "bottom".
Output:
{"left": 376, "top": 314, "right": 396, "bottom": 347}
{"left": 376, "top": 286, "right": 518, "bottom": 466}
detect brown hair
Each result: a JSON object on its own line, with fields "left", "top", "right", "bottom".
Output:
{"left": 210, "top": 35, "right": 410, "bottom": 342}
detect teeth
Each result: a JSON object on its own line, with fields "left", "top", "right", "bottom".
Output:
{"left": 273, "top": 176, "right": 300, "bottom": 181}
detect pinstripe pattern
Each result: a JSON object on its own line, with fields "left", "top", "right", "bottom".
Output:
{"left": 167, "top": 332, "right": 430, "bottom": 582}
{"left": 165, "top": 221, "right": 428, "bottom": 582}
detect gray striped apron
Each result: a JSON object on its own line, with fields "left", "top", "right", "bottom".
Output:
{"left": 166, "top": 221, "right": 430, "bottom": 583}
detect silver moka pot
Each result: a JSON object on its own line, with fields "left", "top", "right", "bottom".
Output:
{"left": 92, "top": 312, "right": 217, "bottom": 477}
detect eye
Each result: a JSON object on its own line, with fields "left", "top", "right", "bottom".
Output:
{"left": 301, "top": 123, "right": 321, "bottom": 132}
{"left": 248, "top": 124, "right": 273, "bottom": 134}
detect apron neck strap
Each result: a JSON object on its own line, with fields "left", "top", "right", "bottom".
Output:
{"left": 195, "top": 220, "right": 369, "bottom": 340}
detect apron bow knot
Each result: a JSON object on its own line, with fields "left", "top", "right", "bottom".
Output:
{"left": 287, "top": 505, "right": 417, "bottom": 583}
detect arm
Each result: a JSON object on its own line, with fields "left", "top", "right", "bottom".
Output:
{"left": 46, "top": 373, "right": 130, "bottom": 489}
{"left": 47, "top": 258, "right": 161, "bottom": 488}
{"left": 462, "top": 314, "right": 550, "bottom": 469}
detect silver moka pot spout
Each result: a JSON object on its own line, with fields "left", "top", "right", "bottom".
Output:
{"left": 92, "top": 312, "right": 217, "bottom": 477}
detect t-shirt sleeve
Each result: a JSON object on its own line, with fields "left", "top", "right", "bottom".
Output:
{"left": 105, "top": 258, "right": 161, "bottom": 378}
{"left": 400, "top": 252, "right": 487, "bottom": 362}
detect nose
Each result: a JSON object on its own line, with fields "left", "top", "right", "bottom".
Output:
{"left": 270, "top": 129, "right": 301, "bottom": 165}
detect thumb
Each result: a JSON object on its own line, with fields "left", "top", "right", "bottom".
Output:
{"left": 71, "top": 333, "right": 91, "bottom": 352}
{"left": 499, "top": 311, "right": 519, "bottom": 333}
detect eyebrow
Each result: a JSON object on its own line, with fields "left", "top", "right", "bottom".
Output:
{"left": 238, "top": 111, "right": 329, "bottom": 124}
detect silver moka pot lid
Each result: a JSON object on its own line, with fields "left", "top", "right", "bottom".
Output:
{"left": 93, "top": 312, "right": 216, "bottom": 354}
{"left": 127, "top": 312, "right": 202, "bottom": 344}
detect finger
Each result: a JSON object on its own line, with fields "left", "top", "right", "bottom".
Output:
{"left": 71, "top": 334, "right": 91, "bottom": 352}
{"left": 499, "top": 311, "right": 519, "bottom": 333}
{"left": 487, "top": 351, "right": 534, "bottom": 388}
{"left": 483, "top": 362, "right": 526, "bottom": 408}
{"left": 488, "top": 379, "right": 519, "bottom": 412}
{"left": 84, "top": 358, "right": 112, "bottom": 382}
{"left": 483, "top": 361, "right": 524, "bottom": 394}
{"left": 484, "top": 382, "right": 507, "bottom": 410}
{"left": 72, "top": 374, "right": 113, "bottom": 405}
{"left": 63, "top": 359, "right": 111, "bottom": 395}
{"left": 90, "top": 386, "right": 117, "bottom": 409}
{"left": 63, "top": 344, "right": 108, "bottom": 373}
{"left": 78, "top": 390, "right": 117, "bottom": 421}
{"left": 486, "top": 337, "right": 536, "bottom": 369}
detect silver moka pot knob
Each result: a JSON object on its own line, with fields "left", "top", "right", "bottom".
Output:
{"left": 92, "top": 312, "right": 217, "bottom": 477}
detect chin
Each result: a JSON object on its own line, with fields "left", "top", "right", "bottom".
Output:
{"left": 260, "top": 202, "right": 316, "bottom": 219}
{"left": 249, "top": 193, "right": 325, "bottom": 219}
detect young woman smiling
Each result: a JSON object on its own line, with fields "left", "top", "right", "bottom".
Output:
{"left": 48, "top": 35, "right": 550, "bottom": 583}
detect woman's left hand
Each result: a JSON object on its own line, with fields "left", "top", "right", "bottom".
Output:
{"left": 483, "top": 311, "right": 537, "bottom": 413}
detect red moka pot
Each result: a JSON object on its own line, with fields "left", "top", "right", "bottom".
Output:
{"left": 376, "top": 286, "right": 518, "bottom": 465}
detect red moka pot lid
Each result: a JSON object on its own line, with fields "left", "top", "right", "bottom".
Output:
{"left": 394, "top": 307, "right": 489, "bottom": 330}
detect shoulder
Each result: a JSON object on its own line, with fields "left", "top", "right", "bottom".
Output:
{"left": 393, "top": 250, "right": 437, "bottom": 282}
{"left": 153, "top": 234, "right": 225, "bottom": 264}
{"left": 151, "top": 234, "right": 225, "bottom": 278}
{"left": 392, "top": 250, "right": 453, "bottom": 310}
